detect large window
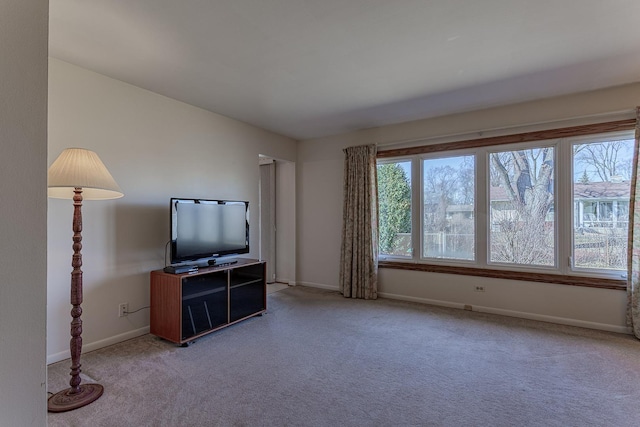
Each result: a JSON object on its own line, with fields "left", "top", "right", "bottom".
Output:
{"left": 489, "top": 146, "right": 555, "bottom": 267}
{"left": 423, "top": 155, "right": 475, "bottom": 260}
{"left": 572, "top": 137, "right": 634, "bottom": 271}
{"left": 377, "top": 160, "right": 412, "bottom": 257}
{"left": 376, "top": 120, "right": 635, "bottom": 288}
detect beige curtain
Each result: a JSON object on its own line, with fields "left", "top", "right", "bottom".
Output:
{"left": 339, "top": 144, "right": 379, "bottom": 299}
{"left": 627, "top": 107, "right": 640, "bottom": 339}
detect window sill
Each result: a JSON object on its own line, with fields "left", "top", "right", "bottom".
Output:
{"left": 378, "top": 260, "right": 627, "bottom": 291}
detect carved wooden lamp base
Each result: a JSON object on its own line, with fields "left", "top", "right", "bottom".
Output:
{"left": 47, "top": 383, "right": 104, "bottom": 413}
{"left": 47, "top": 149, "right": 123, "bottom": 414}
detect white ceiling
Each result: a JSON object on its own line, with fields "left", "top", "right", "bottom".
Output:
{"left": 49, "top": 0, "right": 640, "bottom": 140}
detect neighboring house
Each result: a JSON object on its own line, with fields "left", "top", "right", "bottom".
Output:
{"left": 428, "top": 180, "right": 631, "bottom": 230}
{"left": 573, "top": 181, "right": 630, "bottom": 229}
{"left": 420, "top": 181, "right": 630, "bottom": 266}
{"left": 445, "top": 204, "right": 474, "bottom": 220}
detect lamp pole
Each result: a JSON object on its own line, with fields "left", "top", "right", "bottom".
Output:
{"left": 48, "top": 188, "right": 104, "bottom": 412}
{"left": 47, "top": 147, "right": 123, "bottom": 412}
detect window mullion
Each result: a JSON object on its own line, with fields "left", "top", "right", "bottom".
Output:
{"left": 413, "top": 156, "right": 421, "bottom": 261}
{"left": 476, "top": 149, "right": 488, "bottom": 267}
{"left": 557, "top": 139, "right": 571, "bottom": 274}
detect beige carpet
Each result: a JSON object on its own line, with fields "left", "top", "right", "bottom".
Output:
{"left": 48, "top": 286, "right": 640, "bottom": 426}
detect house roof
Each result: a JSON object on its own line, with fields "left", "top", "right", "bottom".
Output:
{"left": 488, "top": 181, "right": 630, "bottom": 201}
{"left": 573, "top": 181, "right": 631, "bottom": 199}
{"left": 429, "top": 181, "right": 632, "bottom": 210}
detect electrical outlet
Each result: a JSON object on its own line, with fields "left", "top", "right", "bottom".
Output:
{"left": 119, "top": 303, "right": 128, "bottom": 317}
{"left": 474, "top": 286, "right": 485, "bottom": 292}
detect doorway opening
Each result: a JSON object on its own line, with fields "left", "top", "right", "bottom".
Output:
{"left": 258, "top": 155, "right": 295, "bottom": 289}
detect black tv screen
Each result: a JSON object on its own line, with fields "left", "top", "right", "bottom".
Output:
{"left": 170, "top": 198, "right": 249, "bottom": 264}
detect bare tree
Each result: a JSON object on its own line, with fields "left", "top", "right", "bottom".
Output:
{"left": 574, "top": 140, "right": 632, "bottom": 181}
{"left": 490, "top": 148, "right": 554, "bottom": 265}
{"left": 424, "top": 165, "right": 458, "bottom": 232}
{"left": 423, "top": 159, "right": 475, "bottom": 259}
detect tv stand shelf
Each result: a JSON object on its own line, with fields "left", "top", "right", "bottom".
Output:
{"left": 150, "top": 259, "right": 266, "bottom": 345}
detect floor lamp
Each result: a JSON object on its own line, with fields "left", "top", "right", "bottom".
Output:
{"left": 47, "top": 148, "right": 123, "bottom": 413}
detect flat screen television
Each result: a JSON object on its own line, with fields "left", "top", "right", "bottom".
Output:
{"left": 170, "top": 198, "right": 249, "bottom": 265}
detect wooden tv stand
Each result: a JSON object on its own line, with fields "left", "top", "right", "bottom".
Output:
{"left": 150, "top": 259, "right": 266, "bottom": 345}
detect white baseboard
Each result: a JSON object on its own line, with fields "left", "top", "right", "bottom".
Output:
{"left": 379, "top": 292, "right": 465, "bottom": 310}
{"left": 297, "top": 281, "right": 339, "bottom": 291}
{"left": 295, "top": 284, "right": 630, "bottom": 334}
{"left": 47, "top": 326, "right": 150, "bottom": 365}
{"left": 474, "top": 305, "right": 631, "bottom": 334}
{"left": 379, "top": 291, "right": 631, "bottom": 334}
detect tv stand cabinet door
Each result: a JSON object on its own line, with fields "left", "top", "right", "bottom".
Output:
{"left": 229, "top": 262, "right": 266, "bottom": 322}
{"left": 150, "top": 271, "right": 182, "bottom": 343}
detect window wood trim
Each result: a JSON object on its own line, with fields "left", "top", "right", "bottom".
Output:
{"left": 378, "top": 261, "right": 626, "bottom": 290}
{"left": 377, "top": 119, "right": 635, "bottom": 158}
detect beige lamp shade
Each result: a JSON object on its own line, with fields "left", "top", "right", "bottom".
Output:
{"left": 48, "top": 148, "right": 124, "bottom": 200}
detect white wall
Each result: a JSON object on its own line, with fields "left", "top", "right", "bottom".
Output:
{"left": 0, "top": 0, "right": 48, "bottom": 424}
{"left": 47, "top": 58, "right": 297, "bottom": 363}
{"left": 297, "top": 83, "right": 640, "bottom": 333}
